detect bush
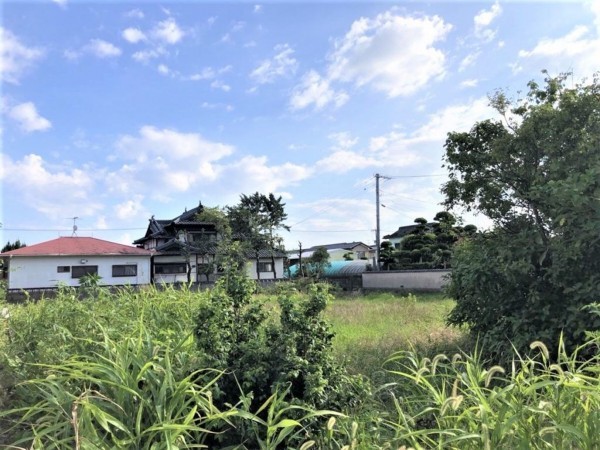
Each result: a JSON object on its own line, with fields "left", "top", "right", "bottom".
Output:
{"left": 194, "top": 272, "right": 366, "bottom": 446}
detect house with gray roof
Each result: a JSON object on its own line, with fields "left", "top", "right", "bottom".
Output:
{"left": 134, "top": 201, "right": 286, "bottom": 283}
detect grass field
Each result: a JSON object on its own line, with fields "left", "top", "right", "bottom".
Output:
{"left": 327, "top": 291, "right": 468, "bottom": 379}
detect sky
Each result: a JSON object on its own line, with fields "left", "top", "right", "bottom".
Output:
{"left": 1, "top": 0, "right": 598, "bottom": 251}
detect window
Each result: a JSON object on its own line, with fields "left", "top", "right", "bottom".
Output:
{"left": 57, "top": 266, "right": 70, "bottom": 273}
{"left": 72, "top": 265, "right": 98, "bottom": 279}
{"left": 112, "top": 264, "right": 137, "bottom": 277}
{"left": 190, "top": 232, "right": 217, "bottom": 243}
{"left": 258, "top": 262, "right": 273, "bottom": 272}
{"left": 155, "top": 263, "right": 187, "bottom": 274}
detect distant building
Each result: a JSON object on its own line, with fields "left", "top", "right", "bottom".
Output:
{"left": 287, "top": 242, "right": 375, "bottom": 266}
{"left": 0, "top": 236, "right": 152, "bottom": 291}
{"left": 134, "top": 201, "right": 286, "bottom": 283}
{"left": 383, "top": 223, "right": 435, "bottom": 249}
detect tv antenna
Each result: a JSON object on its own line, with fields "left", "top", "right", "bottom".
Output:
{"left": 67, "top": 217, "right": 79, "bottom": 236}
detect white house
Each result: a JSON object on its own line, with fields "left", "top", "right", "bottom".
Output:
{"left": 0, "top": 237, "right": 152, "bottom": 290}
{"left": 288, "top": 242, "right": 375, "bottom": 266}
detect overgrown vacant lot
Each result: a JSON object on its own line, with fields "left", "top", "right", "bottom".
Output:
{"left": 327, "top": 292, "right": 466, "bottom": 378}
{"left": 1, "top": 283, "right": 599, "bottom": 449}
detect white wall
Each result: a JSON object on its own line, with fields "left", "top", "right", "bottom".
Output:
{"left": 362, "top": 270, "right": 451, "bottom": 291}
{"left": 153, "top": 255, "right": 192, "bottom": 284}
{"left": 6, "top": 255, "right": 151, "bottom": 290}
{"left": 245, "top": 258, "right": 285, "bottom": 280}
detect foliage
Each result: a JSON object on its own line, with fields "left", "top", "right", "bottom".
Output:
{"left": 443, "top": 72, "right": 600, "bottom": 361}
{"left": 382, "top": 212, "right": 474, "bottom": 270}
{"left": 2, "top": 285, "right": 600, "bottom": 448}
{"left": 0, "top": 284, "right": 204, "bottom": 390}
{"left": 379, "top": 334, "right": 600, "bottom": 449}
{"left": 1, "top": 239, "right": 26, "bottom": 253}
{"left": 1, "top": 327, "right": 231, "bottom": 448}
{"left": 303, "top": 246, "right": 331, "bottom": 279}
{"left": 227, "top": 192, "right": 289, "bottom": 280}
{"left": 194, "top": 274, "right": 362, "bottom": 447}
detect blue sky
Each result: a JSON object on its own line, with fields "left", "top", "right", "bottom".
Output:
{"left": 1, "top": 0, "right": 598, "bottom": 250}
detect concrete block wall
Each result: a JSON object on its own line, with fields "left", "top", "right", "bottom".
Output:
{"left": 362, "top": 269, "right": 451, "bottom": 291}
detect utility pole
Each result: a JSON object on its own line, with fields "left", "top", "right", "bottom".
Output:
{"left": 374, "top": 173, "right": 389, "bottom": 271}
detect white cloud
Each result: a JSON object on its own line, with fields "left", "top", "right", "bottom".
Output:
{"left": 63, "top": 49, "right": 81, "bottom": 60}
{"left": 152, "top": 18, "right": 184, "bottom": 45}
{"left": 110, "top": 126, "right": 234, "bottom": 197}
{"left": 132, "top": 47, "right": 166, "bottom": 63}
{"left": 122, "top": 27, "right": 146, "bottom": 44}
{"left": 517, "top": 25, "right": 600, "bottom": 77}
{"left": 201, "top": 102, "right": 234, "bottom": 112}
{"left": 290, "top": 70, "right": 348, "bottom": 111}
{"left": 474, "top": 2, "right": 502, "bottom": 42}
{"left": 460, "top": 78, "right": 479, "bottom": 89}
{"left": 8, "top": 102, "right": 52, "bottom": 132}
{"left": 317, "top": 150, "right": 382, "bottom": 173}
{"left": 315, "top": 97, "right": 496, "bottom": 174}
{"left": 0, "top": 154, "right": 102, "bottom": 220}
{"left": 254, "top": 5, "right": 262, "bottom": 13}
{"left": 86, "top": 39, "right": 122, "bottom": 58}
{"left": 328, "top": 132, "right": 358, "bottom": 151}
{"left": 211, "top": 80, "right": 231, "bottom": 92}
{"left": 0, "top": 27, "right": 44, "bottom": 84}
{"left": 250, "top": 44, "right": 298, "bottom": 84}
{"left": 327, "top": 12, "right": 452, "bottom": 97}
{"left": 157, "top": 64, "right": 170, "bottom": 75}
{"left": 219, "top": 155, "right": 313, "bottom": 194}
{"left": 115, "top": 195, "right": 148, "bottom": 221}
{"left": 459, "top": 51, "right": 480, "bottom": 72}
{"left": 52, "top": 0, "right": 68, "bottom": 7}
{"left": 125, "top": 9, "right": 145, "bottom": 19}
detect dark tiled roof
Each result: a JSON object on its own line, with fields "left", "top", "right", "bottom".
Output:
{"left": 383, "top": 223, "right": 435, "bottom": 240}
{"left": 134, "top": 202, "right": 213, "bottom": 245}
{"left": 1, "top": 237, "right": 152, "bottom": 257}
{"left": 305, "top": 242, "right": 369, "bottom": 252}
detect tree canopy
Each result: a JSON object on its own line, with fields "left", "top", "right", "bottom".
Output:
{"left": 443, "top": 72, "right": 600, "bottom": 361}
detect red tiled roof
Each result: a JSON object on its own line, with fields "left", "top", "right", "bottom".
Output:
{"left": 0, "top": 237, "right": 152, "bottom": 257}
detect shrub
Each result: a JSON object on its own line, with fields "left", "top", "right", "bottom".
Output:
{"left": 194, "top": 272, "right": 366, "bottom": 446}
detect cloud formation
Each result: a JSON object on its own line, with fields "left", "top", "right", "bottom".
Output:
{"left": 8, "top": 102, "right": 52, "bottom": 132}
{"left": 290, "top": 70, "right": 348, "bottom": 111}
{"left": 474, "top": 2, "right": 502, "bottom": 42}
{"left": 517, "top": 25, "right": 600, "bottom": 77}
{"left": 0, "top": 27, "right": 44, "bottom": 84}
{"left": 250, "top": 44, "right": 298, "bottom": 84}
{"left": 0, "top": 154, "right": 102, "bottom": 219}
{"left": 291, "top": 11, "right": 451, "bottom": 110}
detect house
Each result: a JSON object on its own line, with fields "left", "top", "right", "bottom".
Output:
{"left": 133, "top": 201, "right": 286, "bottom": 283}
{"left": 288, "top": 242, "right": 375, "bottom": 266}
{"left": 0, "top": 236, "right": 152, "bottom": 291}
{"left": 383, "top": 223, "right": 435, "bottom": 249}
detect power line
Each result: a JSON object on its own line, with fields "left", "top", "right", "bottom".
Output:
{"left": 386, "top": 174, "right": 447, "bottom": 179}
{"left": 1, "top": 227, "right": 146, "bottom": 232}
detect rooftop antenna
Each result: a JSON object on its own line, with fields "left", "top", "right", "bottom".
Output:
{"left": 67, "top": 217, "right": 79, "bottom": 236}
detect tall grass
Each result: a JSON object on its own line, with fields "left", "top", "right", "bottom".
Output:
{"left": 2, "top": 285, "right": 599, "bottom": 448}
{"left": 327, "top": 292, "right": 468, "bottom": 380}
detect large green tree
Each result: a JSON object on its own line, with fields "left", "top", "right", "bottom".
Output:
{"left": 227, "top": 192, "right": 289, "bottom": 280}
{"left": 443, "top": 72, "right": 600, "bottom": 361}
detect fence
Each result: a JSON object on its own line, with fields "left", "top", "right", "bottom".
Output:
{"left": 362, "top": 269, "right": 451, "bottom": 292}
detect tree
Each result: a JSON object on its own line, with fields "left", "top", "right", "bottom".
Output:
{"left": 382, "top": 213, "right": 472, "bottom": 270}
{"left": 443, "top": 72, "right": 600, "bottom": 361}
{"left": 227, "top": 192, "right": 289, "bottom": 280}
{"left": 195, "top": 206, "right": 232, "bottom": 282}
{"left": 305, "top": 246, "right": 331, "bottom": 279}
{"left": 2, "top": 240, "right": 26, "bottom": 253}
